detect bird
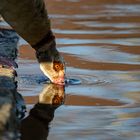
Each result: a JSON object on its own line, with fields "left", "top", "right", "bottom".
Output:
{"left": 0, "top": 0, "right": 66, "bottom": 85}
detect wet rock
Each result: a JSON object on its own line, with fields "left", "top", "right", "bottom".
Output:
{"left": 0, "top": 28, "right": 18, "bottom": 59}
{"left": 0, "top": 28, "right": 24, "bottom": 140}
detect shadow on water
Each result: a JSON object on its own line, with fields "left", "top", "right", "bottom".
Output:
{"left": 20, "top": 84, "right": 65, "bottom": 140}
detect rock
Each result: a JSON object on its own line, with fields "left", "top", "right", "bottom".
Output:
{"left": 0, "top": 28, "right": 25, "bottom": 140}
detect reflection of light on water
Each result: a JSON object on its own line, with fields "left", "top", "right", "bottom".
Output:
{"left": 59, "top": 46, "right": 140, "bottom": 64}
{"left": 53, "top": 29, "right": 132, "bottom": 34}
{"left": 56, "top": 38, "right": 140, "bottom": 46}
{"left": 54, "top": 29, "right": 95, "bottom": 34}
{"left": 50, "top": 14, "right": 95, "bottom": 19}
{"left": 56, "top": 38, "right": 95, "bottom": 44}
{"left": 105, "top": 5, "right": 140, "bottom": 13}
{"left": 74, "top": 21, "right": 140, "bottom": 28}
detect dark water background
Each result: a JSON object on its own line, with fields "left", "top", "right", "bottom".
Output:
{"left": 2, "top": 0, "right": 140, "bottom": 139}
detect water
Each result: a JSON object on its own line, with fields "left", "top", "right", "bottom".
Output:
{"left": 14, "top": 0, "right": 140, "bottom": 139}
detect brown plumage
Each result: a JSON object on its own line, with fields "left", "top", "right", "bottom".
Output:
{"left": 0, "top": 0, "right": 65, "bottom": 85}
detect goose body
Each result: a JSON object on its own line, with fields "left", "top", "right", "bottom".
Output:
{"left": 0, "top": 0, "right": 65, "bottom": 85}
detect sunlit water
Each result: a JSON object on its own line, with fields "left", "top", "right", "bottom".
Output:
{"left": 2, "top": 0, "right": 140, "bottom": 139}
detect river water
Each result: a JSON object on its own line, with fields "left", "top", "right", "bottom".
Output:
{"left": 13, "top": 0, "right": 140, "bottom": 139}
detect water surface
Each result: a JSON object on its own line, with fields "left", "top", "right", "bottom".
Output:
{"left": 16, "top": 0, "right": 140, "bottom": 139}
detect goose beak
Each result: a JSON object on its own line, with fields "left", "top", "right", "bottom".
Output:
{"left": 52, "top": 76, "right": 65, "bottom": 85}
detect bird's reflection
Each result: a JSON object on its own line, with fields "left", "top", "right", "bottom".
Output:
{"left": 20, "top": 84, "right": 65, "bottom": 140}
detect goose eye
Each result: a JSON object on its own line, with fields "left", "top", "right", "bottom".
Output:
{"left": 54, "top": 63, "right": 60, "bottom": 71}
{"left": 55, "top": 64, "right": 59, "bottom": 69}
{"left": 53, "top": 61, "right": 63, "bottom": 71}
